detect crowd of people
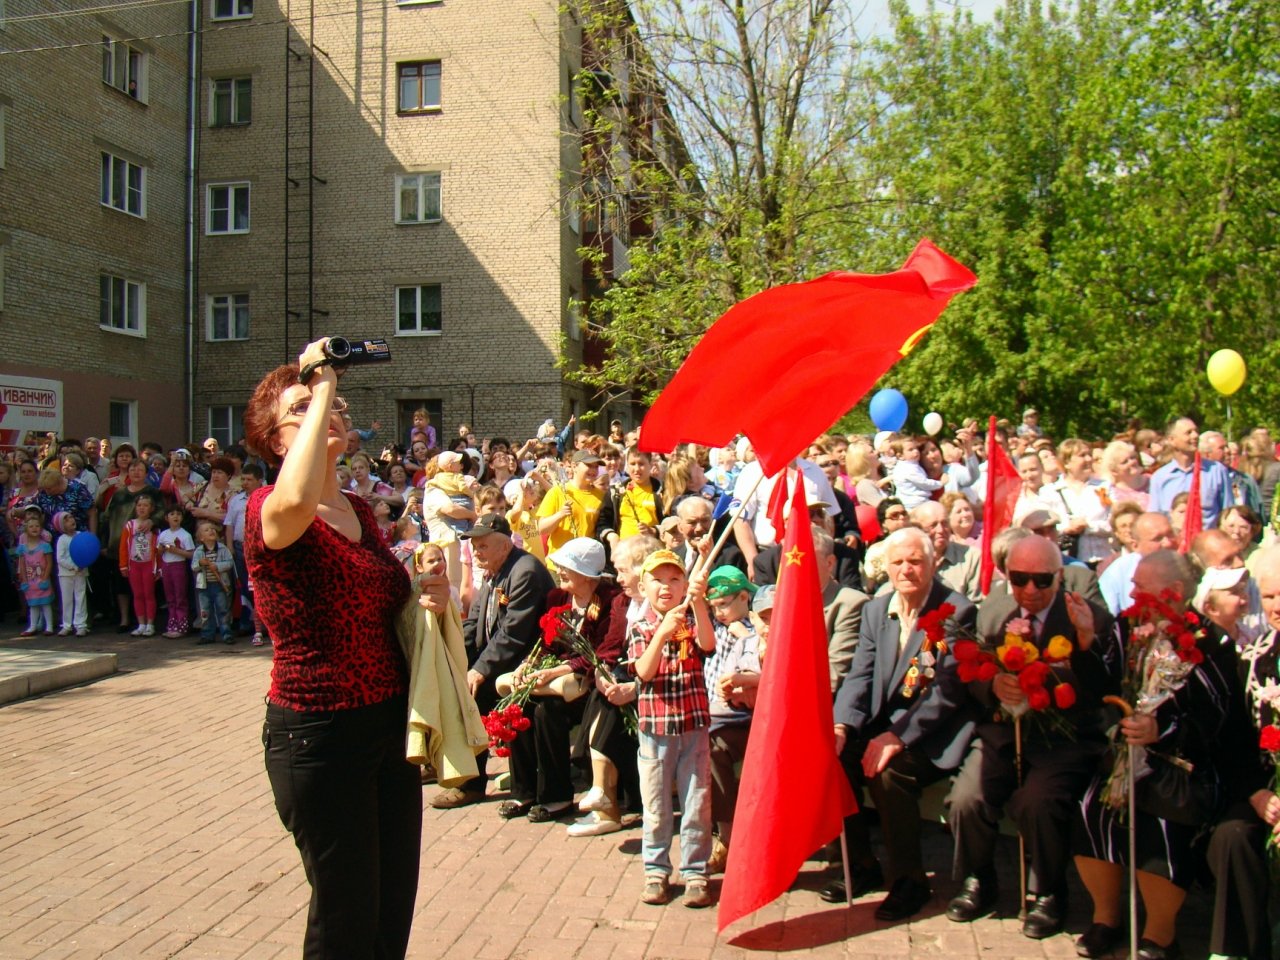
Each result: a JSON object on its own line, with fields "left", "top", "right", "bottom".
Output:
{"left": 12, "top": 389, "right": 1280, "bottom": 960}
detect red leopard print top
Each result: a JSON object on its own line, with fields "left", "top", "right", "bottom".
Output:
{"left": 246, "top": 485, "right": 411, "bottom": 711}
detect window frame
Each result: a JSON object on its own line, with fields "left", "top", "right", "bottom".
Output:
{"left": 207, "top": 404, "right": 247, "bottom": 450}
{"left": 394, "top": 172, "right": 442, "bottom": 224}
{"left": 99, "top": 274, "right": 147, "bottom": 337}
{"left": 210, "top": 0, "right": 253, "bottom": 20}
{"left": 397, "top": 61, "right": 442, "bottom": 114}
{"left": 210, "top": 76, "right": 252, "bottom": 127}
{"left": 206, "top": 292, "right": 250, "bottom": 342}
{"left": 100, "top": 152, "right": 147, "bottom": 218}
{"left": 109, "top": 399, "right": 138, "bottom": 449}
{"left": 205, "top": 181, "right": 251, "bottom": 235}
{"left": 395, "top": 284, "right": 443, "bottom": 336}
{"left": 102, "top": 36, "right": 146, "bottom": 102}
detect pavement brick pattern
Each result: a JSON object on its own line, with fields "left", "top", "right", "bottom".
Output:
{"left": 0, "top": 634, "right": 1212, "bottom": 959}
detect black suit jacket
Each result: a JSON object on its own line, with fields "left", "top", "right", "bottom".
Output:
{"left": 970, "top": 589, "right": 1118, "bottom": 749}
{"left": 464, "top": 546, "right": 556, "bottom": 680}
{"left": 833, "top": 580, "right": 979, "bottom": 771}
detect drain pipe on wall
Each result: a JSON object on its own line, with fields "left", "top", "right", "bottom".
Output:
{"left": 183, "top": 0, "right": 200, "bottom": 442}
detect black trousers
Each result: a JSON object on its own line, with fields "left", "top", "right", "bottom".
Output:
{"left": 840, "top": 734, "right": 947, "bottom": 884}
{"left": 264, "top": 695, "right": 422, "bottom": 960}
{"left": 507, "top": 694, "right": 584, "bottom": 805}
{"left": 1207, "top": 800, "right": 1272, "bottom": 960}
{"left": 709, "top": 721, "right": 751, "bottom": 827}
{"left": 948, "top": 735, "right": 1098, "bottom": 895}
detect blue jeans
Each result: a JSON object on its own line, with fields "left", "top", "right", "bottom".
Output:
{"left": 198, "top": 585, "right": 231, "bottom": 641}
{"left": 638, "top": 727, "right": 712, "bottom": 880}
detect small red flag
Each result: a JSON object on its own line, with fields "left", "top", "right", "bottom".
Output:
{"left": 639, "top": 239, "right": 977, "bottom": 476}
{"left": 980, "top": 416, "right": 1021, "bottom": 595}
{"left": 1180, "top": 451, "right": 1203, "bottom": 553}
{"left": 717, "top": 471, "right": 857, "bottom": 932}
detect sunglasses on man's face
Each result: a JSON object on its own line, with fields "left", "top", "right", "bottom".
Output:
{"left": 1007, "top": 570, "right": 1057, "bottom": 589}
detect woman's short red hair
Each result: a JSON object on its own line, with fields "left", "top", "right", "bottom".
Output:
{"left": 243, "top": 364, "right": 300, "bottom": 467}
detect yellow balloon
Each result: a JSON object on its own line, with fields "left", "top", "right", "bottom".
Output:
{"left": 1207, "top": 348, "right": 1246, "bottom": 396}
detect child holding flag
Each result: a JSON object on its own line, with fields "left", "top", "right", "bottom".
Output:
{"left": 628, "top": 549, "right": 716, "bottom": 908}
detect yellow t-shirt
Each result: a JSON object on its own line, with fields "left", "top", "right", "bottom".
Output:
{"left": 505, "top": 506, "right": 546, "bottom": 562}
{"left": 537, "top": 483, "right": 604, "bottom": 556}
{"left": 617, "top": 481, "right": 658, "bottom": 539}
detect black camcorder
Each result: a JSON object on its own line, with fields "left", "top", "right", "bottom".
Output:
{"left": 300, "top": 337, "right": 392, "bottom": 384}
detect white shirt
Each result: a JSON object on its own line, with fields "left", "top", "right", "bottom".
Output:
{"left": 732, "top": 458, "right": 837, "bottom": 549}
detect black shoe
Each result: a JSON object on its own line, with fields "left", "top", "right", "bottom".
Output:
{"left": 1022, "top": 893, "right": 1065, "bottom": 939}
{"left": 819, "top": 861, "right": 885, "bottom": 903}
{"left": 1076, "top": 922, "right": 1124, "bottom": 958}
{"left": 874, "top": 876, "right": 932, "bottom": 922}
{"left": 1137, "top": 939, "right": 1179, "bottom": 960}
{"left": 946, "top": 873, "right": 998, "bottom": 922}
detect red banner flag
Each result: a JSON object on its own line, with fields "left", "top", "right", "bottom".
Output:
{"left": 980, "top": 416, "right": 1021, "bottom": 595}
{"left": 639, "top": 239, "right": 977, "bottom": 476}
{"left": 1180, "top": 451, "right": 1203, "bottom": 553}
{"left": 717, "top": 471, "right": 857, "bottom": 932}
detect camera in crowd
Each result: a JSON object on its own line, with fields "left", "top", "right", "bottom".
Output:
{"left": 324, "top": 337, "right": 391, "bottom": 369}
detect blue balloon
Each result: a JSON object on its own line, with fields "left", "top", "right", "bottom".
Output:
{"left": 869, "top": 388, "right": 909, "bottom": 432}
{"left": 69, "top": 531, "right": 101, "bottom": 569}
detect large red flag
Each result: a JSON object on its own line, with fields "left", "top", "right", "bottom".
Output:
{"left": 639, "top": 239, "right": 977, "bottom": 476}
{"left": 1180, "top": 451, "right": 1203, "bottom": 553}
{"left": 717, "top": 471, "right": 857, "bottom": 932}
{"left": 980, "top": 416, "right": 1021, "bottom": 595}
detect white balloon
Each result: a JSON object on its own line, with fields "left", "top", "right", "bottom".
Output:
{"left": 923, "top": 412, "right": 944, "bottom": 436}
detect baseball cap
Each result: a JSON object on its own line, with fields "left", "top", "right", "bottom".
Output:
{"left": 437, "top": 451, "right": 463, "bottom": 468}
{"left": 641, "top": 549, "right": 686, "bottom": 577}
{"left": 752, "top": 584, "right": 777, "bottom": 613}
{"left": 1193, "top": 565, "right": 1248, "bottom": 613}
{"left": 571, "top": 449, "right": 602, "bottom": 465}
{"left": 706, "top": 565, "right": 757, "bottom": 599}
{"left": 459, "top": 514, "right": 511, "bottom": 539}
{"left": 547, "top": 538, "right": 608, "bottom": 579}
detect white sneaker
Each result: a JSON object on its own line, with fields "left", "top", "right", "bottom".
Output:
{"left": 57, "top": 626, "right": 73, "bottom": 636}
{"left": 75, "top": 628, "right": 89, "bottom": 637}
{"left": 566, "top": 811, "right": 622, "bottom": 837}
{"left": 578, "top": 787, "right": 608, "bottom": 812}
{"left": 130, "top": 625, "right": 145, "bottom": 636}
{"left": 142, "top": 625, "right": 154, "bottom": 636}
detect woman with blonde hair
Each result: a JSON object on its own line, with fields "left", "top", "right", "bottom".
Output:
{"left": 660, "top": 455, "right": 693, "bottom": 516}
{"left": 844, "top": 440, "right": 886, "bottom": 507}
{"left": 1099, "top": 440, "right": 1150, "bottom": 510}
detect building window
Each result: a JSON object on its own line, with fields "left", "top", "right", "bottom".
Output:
{"left": 396, "top": 284, "right": 442, "bottom": 335}
{"left": 211, "top": 0, "right": 252, "bottom": 19}
{"left": 567, "top": 294, "right": 581, "bottom": 341}
{"left": 210, "top": 77, "right": 251, "bottom": 126}
{"left": 208, "top": 405, "right": 247, "bottom": 449}
{"left": 397, "top": 61, "right": 441, "bottom": 113}
{"left": 102, "top": 37, "right": 145, "bottom": 101}
{"left": 396, "top": 173, "right": 441, "bottom": 224}
{"left": 109, "top": 399, "right": 138, "bottom": 447}
{"left": 207, "top": 293, "right": 249, "bottom": 341}
{"left": 100, "top": 152, "right": 146, "bottom": 217}
{"left": 99, "top": 275, "right": 146, "bottom": 335}
{"left": 206, "top": 182, "right": 250, "bottom": 234}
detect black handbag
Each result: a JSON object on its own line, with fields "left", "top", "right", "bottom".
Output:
{"left": 1135, "top": 747, "right": 1221, "bottom": 827}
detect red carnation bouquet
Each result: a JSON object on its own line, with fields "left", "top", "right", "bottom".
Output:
{"left": 481, "top": 639, "right": 561, "bottom": 756}
{"left": 950, "top": 616, "right": 1078, "bottom": 723}
{"left": 1100, "top": 588, "right": 1205, "bottom": 814}
{"left": 1259, "top": 724, "right": 1280, "bottom": 851}
{"left": 539, "top": 600, "right": 638, "bottom": 737}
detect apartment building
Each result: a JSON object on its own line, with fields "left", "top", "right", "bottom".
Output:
{"left": 0, "top": 0, "right": 661, "bottom": 451}
{"left": 0, "top": 0, "right": 192, "bottom": 448}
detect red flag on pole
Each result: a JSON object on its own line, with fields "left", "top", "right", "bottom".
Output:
{"left": 980, "top": 416, "right": 1021, "bottom": 595}
{"left": 1180, "top": 451, "right": 1204, "bottom": 553}
{"left": 639, "top": 239, "right": 977, "bottom": 476}
{"left": 717, "top": 471, "right": 857, "bottom": 932}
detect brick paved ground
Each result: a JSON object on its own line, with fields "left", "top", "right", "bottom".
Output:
{"left": 0, "top": 631, "right": 1214, "bottom": 959}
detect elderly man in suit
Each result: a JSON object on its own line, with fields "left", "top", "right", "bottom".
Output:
{"left": 822, "top": 527, "right": 978, "bottom": 921}
{"left": 911, "top": 500, "right": 982, "bottom": 602}
{"left": 430, "top": 514, "right": 555, "bottom": 811}
{"left": 946, "top": 535, "right": 1117, "bottom": 939}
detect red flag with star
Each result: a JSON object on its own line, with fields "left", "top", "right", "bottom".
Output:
{"left": 717, "top": 470, "right": 857, "bottom": 932}
{"left": 980, "top": 415, "right": 1021, "bottom": 595}
{"left": 639, "top": 239, "right": 977, "bottom": 475}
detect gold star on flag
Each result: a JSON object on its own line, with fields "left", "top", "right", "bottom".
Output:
{"left": 785, "top": 546, "right": 805, "bottom": 566}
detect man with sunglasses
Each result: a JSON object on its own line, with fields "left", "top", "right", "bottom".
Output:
{"left": 946, "top": 535, "right": 1117, "bottom": 940}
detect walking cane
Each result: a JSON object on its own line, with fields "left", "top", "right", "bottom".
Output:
{"left": 840, "top": 825, "right": 855, "bottom": 907}
{"left": 1015, "top": 715, "right": 1029, "bottom": 920}
{"left": 1128, "top": 744, "right": 1138, "bottom": 960}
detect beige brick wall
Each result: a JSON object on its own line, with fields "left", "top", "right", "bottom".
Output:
{"left": 194, "top": 0, "right": 586, "bottom": 445}
{"left": 0, "top": 0, "right": 193, "bottom": 447}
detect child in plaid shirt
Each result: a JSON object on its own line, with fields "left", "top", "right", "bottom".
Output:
{"left": 628, "top": 549, "right": 716, "bottom": 909}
